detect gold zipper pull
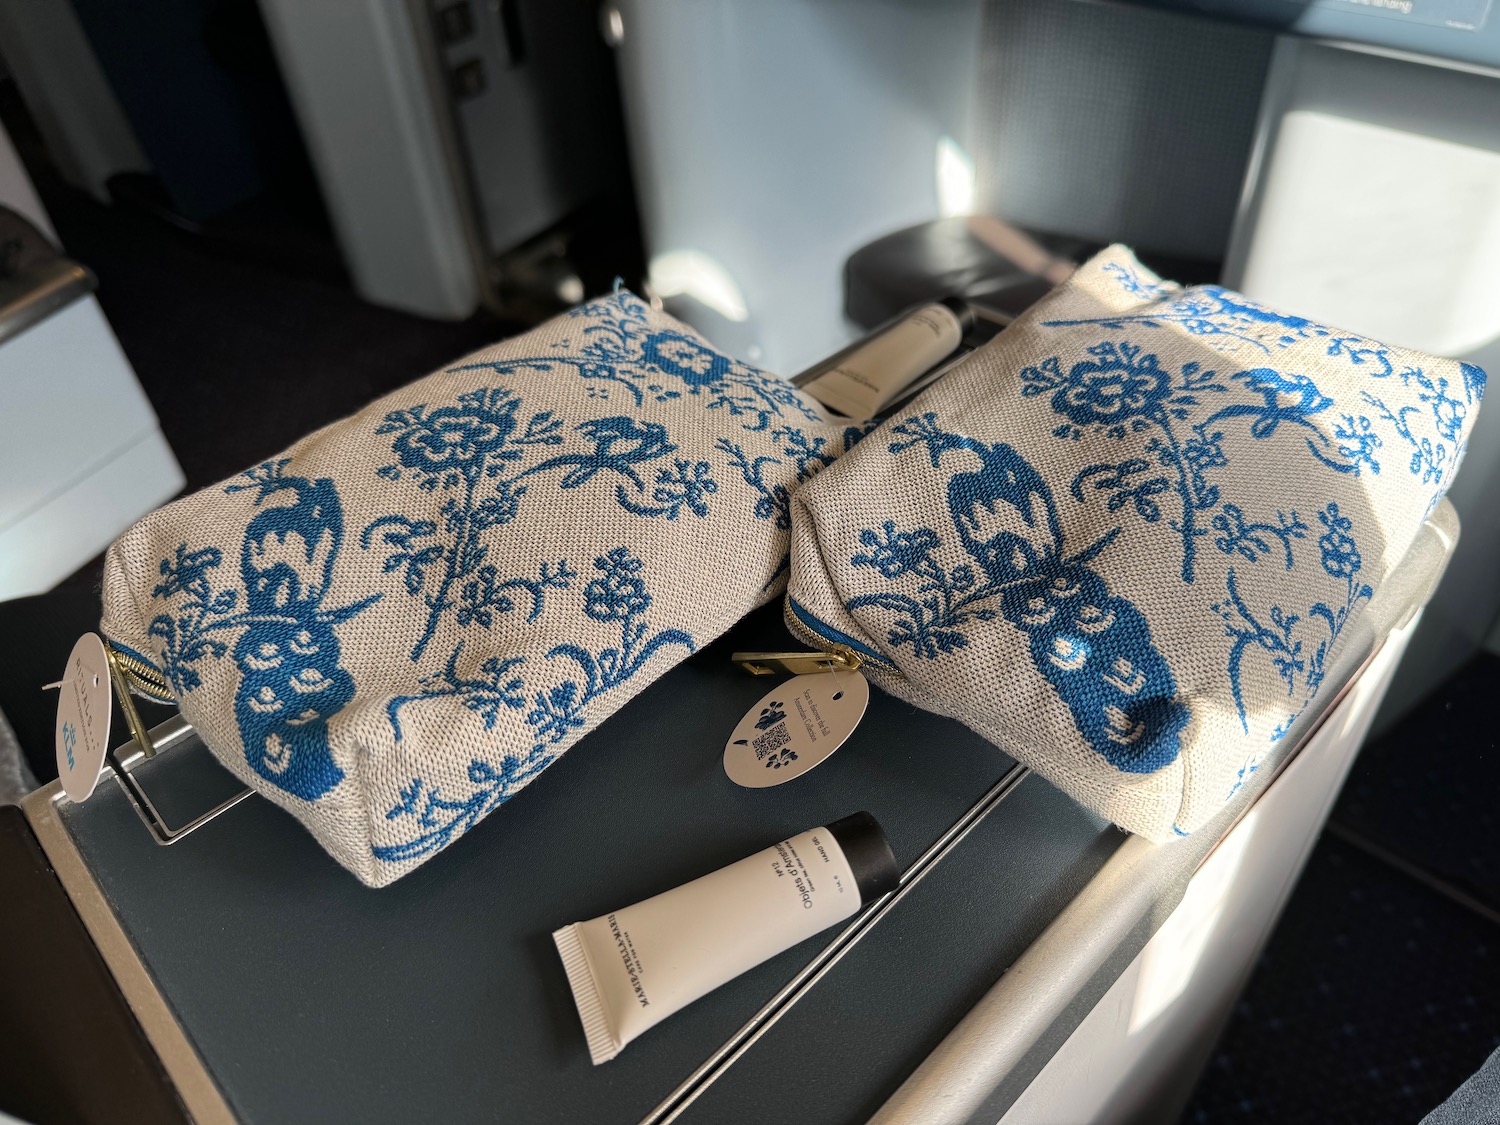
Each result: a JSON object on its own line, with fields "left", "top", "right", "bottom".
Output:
{"left": 730, "top": 645, "right": 863, "bottom": 677}
{"left": 102, "top": 641, "right": 175, "bottom": 704}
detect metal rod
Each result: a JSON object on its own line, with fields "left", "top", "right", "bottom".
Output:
{"left": 102, "top": 641, "right": 159, "bottom": 761}
{"left": 639, "top": 763, "right": 1032, "bottom": 1125}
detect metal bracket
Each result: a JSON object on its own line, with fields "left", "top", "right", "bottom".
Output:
{"left": 100, "top": 644, "right": 254, "bottom": 845}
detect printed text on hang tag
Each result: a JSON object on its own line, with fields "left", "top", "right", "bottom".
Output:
{"left": 55, "top": 633, "right": 113, "bottom": 803}
{"left": 723, "top": 671, "right": 869, "bottom": 788}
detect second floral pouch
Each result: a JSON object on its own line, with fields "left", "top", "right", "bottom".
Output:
{"left": 786, "top": 246, "right": 1483, "bottom": 841}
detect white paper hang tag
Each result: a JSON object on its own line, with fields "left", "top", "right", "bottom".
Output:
{"left": 54, "top": 632, "right": 113, "bottom": 803}
{"left": 723, "top": 671, "right": 869, "bottom": 788}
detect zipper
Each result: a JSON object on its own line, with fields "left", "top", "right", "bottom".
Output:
{"left": 103, "top": 640, "right": 176, "bottom": 705}
{"left": 782, "top": 597, "right": 893, "bottom": 671}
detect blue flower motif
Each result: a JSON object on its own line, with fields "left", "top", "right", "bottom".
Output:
{"left": 642, "top": 331, "right": 732, "bottom": 388}
{"left": 1332, "top": 414, "right": 1382, "bottom": 476}
{"left": 852, "top": 521, "right": 941, "bottom": 579}
{"left": 1430, "top": 387, "right": 1464, "bottom": 443}
{"left": 528, "top": 681, "right": 587, "bottom": 744}
{"left": 1317, "top": 503, "right": 1362, "bottom": 578}
{"left": 1182, "top": 431, "right": 1227, "bottom": 475}
{"left": 583, "top": 548, "right": 651, "bottom": 621}
{"left": 1052, "top": 349, "right": 1173, "bottom": 427}
{"left": 392, "top": 404, "right": 517, "bottom": 471}
{"left": 151, "top": 545, "right": 225, "bottom": 600}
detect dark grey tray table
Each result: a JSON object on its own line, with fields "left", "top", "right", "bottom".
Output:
{"left": 24, "top": 605, "right": 1117, "bottom": 1124}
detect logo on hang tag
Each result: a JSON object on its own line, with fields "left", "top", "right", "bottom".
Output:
{"left": 54, "top": 633, "right": 113, "bottom": 803}
{"left": 723, "top": 671, "right": 869, "bottom": 788}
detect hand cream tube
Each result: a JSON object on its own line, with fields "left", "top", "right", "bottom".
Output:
{"left": 800, "top": 300, "right": 969, "bottom": 421}
{"left": 552, "top": 811, "right": 899, "bottom": 1064}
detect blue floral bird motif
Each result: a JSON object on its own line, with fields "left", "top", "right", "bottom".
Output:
{"left": 449, "top": 290, "right": 824, "bottom": 432}
{"left": 1199, "top": 368, "right": 1336, "bottom": 445}
{"left": 1049, "top": 264, "right": 1488, "bottom": 510}
{"left": 366, "top": 390, "right": 695, "bottom": 662}
{"left": 516, "top": 415, "right": 677, "bottom": 490}
{"left": 843, "top": 414, "right": 1189, "bottom": 774}
{"left": 1020, "top": 342, "right": 1378, "bottom": 583}
{"left": 226, "top": 461, "right": 379, "bottom": 800}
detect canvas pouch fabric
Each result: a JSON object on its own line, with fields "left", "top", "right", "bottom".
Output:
{"left": 101, "top": 292, "right": 865, "bottom": 885}
{"left": 785, "top": 245, "right": 1484, "bottom": 841}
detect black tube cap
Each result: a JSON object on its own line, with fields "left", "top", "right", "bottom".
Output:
{"left": 939, "top": 294, "right": 977, "bottom": 337}
{"left": 825, "top": 812, "right": 901, "bottom": 905}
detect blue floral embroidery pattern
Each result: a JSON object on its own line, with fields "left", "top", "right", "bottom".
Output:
{"left": 1215, "top": 502, "right": 1373, "bottom": 743}
{"left": 386, "top": 643, "right": 527, "bottom": 742}
{"left": 365, "top": 296, "right": 857, "bottom": 659}
{"left": 364, "top": 387, "right": 694, "bottom": 660}
{"left": 376, "top": 547, "right": 693, "bottom": 861}
{"left": 1353, "top": 360, "right": 1484, "bottom": 509}
{"left": 1050, "top": 273, "right": 1487, "bottom": 508}
{"left": 1211, "top": 504, "right": 1307, "bottom": 569}
{"left": 146, "top": 460, "right": 380, "bottom": 801}
{"left": 848, "top": 519, "right": 990, "bottom": 657}
{"left": 147, "top": 544, "right": 241, "bottom": 694}
{"left": 844, "top": 413, "right": 1189, "bottom": 774}
{"left": 450, "top": 290, "right": 823, "bottom": 432}
{"left": 1029, "top": 344, "right": 1222, "bottom": 582}
{"left": 615, "top": 458, "right": 719, "bottom": 519}
{"left": 719, "top": 424, "right": 873, "bottom": 591}
{"left": 1101, "top": 261, "right": 1178, "bottom": 300}
{"left": 374, "top": 750, "right": 555, "bottom": 864}
{"left": 716, "top": 426, "right": 839, "bottom": 531}
{"left": 1024, "top": 343, "right": 1367, "bottom": 584}
{"left": 1046, "top": 284, "right": 1321, "bottom": 354}
{"left": 527, "top": 548, "right": 696, "bottom": 745}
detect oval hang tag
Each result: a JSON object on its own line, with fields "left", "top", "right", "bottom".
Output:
{"left": 723, "top": 670, "right": 869, "bottom": 788}
{"left": 55, "top": 632, "right": 113, "bottom": 803}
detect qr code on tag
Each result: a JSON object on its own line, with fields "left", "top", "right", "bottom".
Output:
{"left": 753, "top": 722, "right": 791, "bottom": 761}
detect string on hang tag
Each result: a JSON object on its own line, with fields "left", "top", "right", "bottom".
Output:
{"left": 723, "top": 646, "right": 870, "bottom": 788}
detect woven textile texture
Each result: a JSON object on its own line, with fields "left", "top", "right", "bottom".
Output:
{"left": 102, "top": 293, "right": 866, "bottom": 885}
{"left": 786, "top": 246, "right": 1485, "bottom": 840}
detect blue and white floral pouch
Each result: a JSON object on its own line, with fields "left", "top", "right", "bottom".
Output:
{"left": 786, "top": 246, "right": 1484, "bottom": 841}
{"left": 101, "top": 293, "right": 863, "bottom": 885}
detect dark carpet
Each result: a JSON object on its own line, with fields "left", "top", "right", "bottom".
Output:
{"left": 1182, "top": 654, "right": 1500, "bottom": 1123}
{"left": 1337, "top": 655, "right": 1500, "bottom": 913}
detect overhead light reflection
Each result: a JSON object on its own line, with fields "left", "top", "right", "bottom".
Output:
{"left": 647, "top": 249, "right": 749, "bottom": 323}
{"left": 1128, "top": 806, "right": 1259, "bottom": 1034}
{"left": 936, "top": 135, "right": 976, "bottom": 218}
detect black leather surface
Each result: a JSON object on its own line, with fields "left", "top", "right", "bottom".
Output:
{"left": 843, "top": 217, "right": 1227, "bottom": 332}
{"left": 843, "top": 218, "right": 1090, "bottom": 331}
{"left": 0, "top": 805, "right": 189, "bottom": 1124}
{"left": 53, "top": 605, "right": 1115, "bottom": 1123}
